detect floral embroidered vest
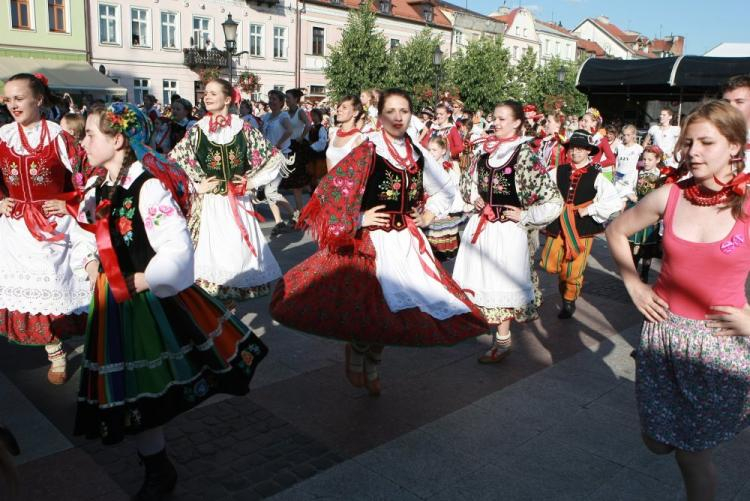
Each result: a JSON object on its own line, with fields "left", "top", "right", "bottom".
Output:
{"left": 360, "top": 153, "right": 424, "bottom": 231}
{"left": 477, "top": 148, "right": 522, "bottom": 219}
{"left": 195, "top": 127, "right": 249, "bottom": 195}
{"left": 0, "top": 137, "right": 73, "bottom": 202}
{"left": 97, "top": 172, "right": 156, "bottom": 275}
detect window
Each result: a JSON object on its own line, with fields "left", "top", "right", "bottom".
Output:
{"left": 48, "top": 0, "right": 65, "bottom": 32}
{"left": 161, "top": 11, "right": 178, "bottom": 49}
{"left": 99, "top": 3, "right": 119, "bottom": 44}
{"left": 162, "top": 80, "right": 178, "bottom": 104}
{"left": 454, "top": 30, "right": 463, "bottom": 47}
{"left": 379, "top": 1, "right": 391, "bottom": 14}
{"left": 249, "top": 23, "right": 263, "bottom": 56}
{"left": 545, "top": 39, "right": 550, "bottom": 55}
{"left": 273, "top": 26, "right": 287, "bottom": 59}
{"left": 512, "top": 46, "right": 518, "bottom": 59}
{"left": 310, "top": 85, "right": 326, "bottom": 95}
{"left": 523, "top": 28, "right": 528, "bottom": 37}
{"left": 133, "top": 78, "right": 149, "bottom": 106}
{"left": 110, "top": 77, "right": 119, "bottom": 84}
{"left": 312, "top": 27, "right": 324, "bottom": 56}
{"left": 192, "top": 16, "right": 210, "bottom": 49}
{"left": 251, "top": 91, "right": 262, "bottom": 102}
{"left": 422, "top": 5, "right": 433, "bottom": 23}
{"left": 131, "top": 7, "right": 150, "bottom": 47}
{"left": 11, "top": 0, "right": 32, "bottom": 30}
{"left": 555, "top": 41, "right": 560, "bottom": 56}
{"left": 515, "top": 26, "right": 519, "bottom": 36}
{"left": 390, "top": 38, "right": 400, "bottom": 51}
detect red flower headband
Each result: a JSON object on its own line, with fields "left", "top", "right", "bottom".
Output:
{"left": 231, "top": 87, "right": 242, "bottom": 106}
{"left": 34, "top": 73, "right": 49, "bottom": 87}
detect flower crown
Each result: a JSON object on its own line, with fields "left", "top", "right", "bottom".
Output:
{"left": 105, "top": 106, "right": 139, "bottom": 135}
{"left": 586, "top": 107, "right": 602, "bottom": 121}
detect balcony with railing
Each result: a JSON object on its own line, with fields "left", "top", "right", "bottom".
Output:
{"left": 183, "top": 48, "right": 228, "bottom": 68}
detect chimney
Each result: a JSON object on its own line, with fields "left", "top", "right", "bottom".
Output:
{"left": 595, "top": 16, "right": 610, "bottom": 24}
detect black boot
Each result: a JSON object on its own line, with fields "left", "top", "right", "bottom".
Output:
{"left": 558, "top": 300, "right": 576, "bottom": 319}
{"left": 134, "top": 449, "right": 177, "bottom": 501}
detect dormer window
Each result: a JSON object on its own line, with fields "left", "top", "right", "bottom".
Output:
{"left": 379, "top": 0, "right": 391, "bottom": 14}
{"left": 422, "top": 4, "right": 434, "bottom": 23}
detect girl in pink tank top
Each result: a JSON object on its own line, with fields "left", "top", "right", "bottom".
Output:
{"left": 605, "top": 100, "right": 750, "bottom": 500}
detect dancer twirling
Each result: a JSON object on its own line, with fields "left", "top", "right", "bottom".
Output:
{"left": 453, "top": 101, "right": 563, "bottom": 363}
{"left": 73, "top": 102, "right": 266, "bottom": 500}
{"left": 271, "top": 89, "right": 488, "bottom": 395}
{"left": 0, "top": 73, "right": 89, "bottom": 384}
{"left": 169, "top": 78, "right": 285, "bottom": 301}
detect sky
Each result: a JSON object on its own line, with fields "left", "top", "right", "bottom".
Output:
{"left": 466, "top": 0, "right": 747, "bottom": 55}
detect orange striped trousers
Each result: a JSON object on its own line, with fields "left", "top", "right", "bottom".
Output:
{"left": 539, "top": 234, "right": 594, "bottom": 301}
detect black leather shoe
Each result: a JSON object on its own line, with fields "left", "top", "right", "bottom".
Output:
{"left": 558, "top": 300, "right": 576, "bottom": 319}
{"left": 134, "top": 449, "right": 177, "bottom": 501}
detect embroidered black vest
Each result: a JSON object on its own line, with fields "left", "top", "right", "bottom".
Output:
{"left": 360, "top": 153, "right": 424, "bottom": 231}
{"left": 97, "top": 172, "right": 156, "bottom": 275}
{"left": 546, "top": 163, "right": 604, "bottom": 238}
{"left": 308, "top": 123, "right": 326, "bottom": 160}
{"left": 476, "top": 148, "right": 522, "bottom": 220}
{"left": 195, "top": 127, "right": 250, "bottom": 195}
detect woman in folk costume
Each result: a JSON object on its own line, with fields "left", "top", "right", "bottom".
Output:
{"left": 271, "top": 89, "right": 488, "bottom": 396}
{"left": 419, "top": 104, "right": 463, "bottom": 160}
{"left": 279, "top": 89, "right": 312, "bottom": 214}
{"left": 536, "top": 112, "right": 568, "bottom": 179}
{"left": 579, "top": 108, "right": 616, "bottom": 180}
{"left": 453, "top": 101, "right": 564, "bottom": 364}
{"left": 626, "top": 145, "right": 671, "bottom": 283}
{"left": 305, "top": 108, "right": 329, "bottom": 187}
{"left": 169, "top": 78, "right": 286, "bottom": 302}
{"left": 0, "top": 73, "right": 89, "bottom": 384}
{"left": 540, "top": 130, "right": 621, "bottom": 319}
{"left": 73, "top": 103, "right": 267, "bottom": 500}
{"left": 326, "top": 95, "right": 366, "bottom": 172}
{"left": 423, "top": 136, "right": 470, "bottom": 261}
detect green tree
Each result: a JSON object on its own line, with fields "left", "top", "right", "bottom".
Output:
{"left": 445, "top": 36, "right": 513, "bottom": 112}
{"left": 383, "top": 28, "right": 442, "bottom": 109}
{"left": 508, "top": 47, "right": 538, "bottom": 102}
{"left": 525, "top": 57, "right": 588, "bottom": 116}
{"left": 324, "top": 1, "right": 389, "bottom": 100}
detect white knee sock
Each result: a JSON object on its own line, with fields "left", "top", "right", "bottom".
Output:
{"left": 44, "top": 343, "right": 66, "bottom": 369}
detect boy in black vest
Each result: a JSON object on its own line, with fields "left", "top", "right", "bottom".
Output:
{"left": 540, "top": 129, "right": 621, "bottom": 318}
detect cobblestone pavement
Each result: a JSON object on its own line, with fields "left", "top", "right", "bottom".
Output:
{"left": 2, "top": 210, "right": 690, "bottom": 500}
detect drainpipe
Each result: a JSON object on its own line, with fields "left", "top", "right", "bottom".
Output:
{"left": 295, "top": 0, "right": 303, "bottom": 89}
{"left": 84, "top": 0, "right": 92, "bottom": 63}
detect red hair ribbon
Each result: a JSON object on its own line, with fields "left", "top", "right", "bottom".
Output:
{"left": 33, "top": 73, "right": 49, "bottom": 87}
{"left": 523, "top": 104, "right": 537, "bottom": 113}
{"left": 231, "top": 87, "right": 242, "bottom": 106}
{"left": 714, "top": 172, "right": 750, "bottom": 196}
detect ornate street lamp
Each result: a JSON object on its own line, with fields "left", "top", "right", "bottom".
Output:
{"left": 433, "top": 46, "right": 443, "bottom": 109}
{"left": 221, "top": 13, "right": 247, "bottom": 86}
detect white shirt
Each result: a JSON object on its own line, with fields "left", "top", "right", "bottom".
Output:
{"left": 648, "top": 125, "right": 680, "bottom": 166}
{"left": 614, "top": 143, "right": 643, "bottom": 199}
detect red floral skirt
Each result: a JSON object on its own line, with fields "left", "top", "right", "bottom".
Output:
{"left": 0, "top": 308, "right": 86, "bottom": 346}
{"left": 270, "top": 235, "right": 488, "bottom": 346}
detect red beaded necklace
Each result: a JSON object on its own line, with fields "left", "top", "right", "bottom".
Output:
{"left": 382, "top": 131, "right": 418, "bottom": 174}
{"left": 483, "top": 135, "right": 519, "bottom": 155}
{"left": 207, "top": 113, "right": 232, "bottom": 134}
{"left": 17, "top": 119, "right": 49, "bottom": 155}
{"left": 683, "top": 180, "right": 731, "bottom": 207}
{"left": 336, "top": 127, "right": 360, "bottom": 138}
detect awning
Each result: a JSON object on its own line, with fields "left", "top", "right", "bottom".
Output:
{"left": 576, "top": 55, "right": 750, "bottom": 96}
{"left": 0, "top": 57, "right": 126, "bottom": 94}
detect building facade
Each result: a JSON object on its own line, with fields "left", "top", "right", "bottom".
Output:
{"left": 436, "top": 2, "right": 505, "bottom": 56}
{"left": 534, "top": 20, "right": 576, "bottom": 64}
{"left": 299, "top": 0, "right": 452, "bottom": 101}
{"left": 0, "top": 0, "right": 122, "bottom": 97}
{"left": 88, "top": 0, "right": 299, "bottom": 106}
{"left": 489, "top": 7, "right": 540, "bottom": 64}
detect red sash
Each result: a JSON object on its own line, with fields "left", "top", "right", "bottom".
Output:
{"left": 227, "top": 179, "right": 266, "bottom": 257}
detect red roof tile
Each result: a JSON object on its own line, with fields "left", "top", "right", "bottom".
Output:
{"left": 489, "top": 7, "right": 518, "bottom": 31}
{"left": 590, "top": 18, "right": 643, "bottom": 45}
{"left": 576, "top": 38, "right": 606, "bottom": 57}
{"left": 536, "top": 20, "right": 575, "bottom": 37}
{"left": 306, "top": 0, "right": 452, "bottom": 29}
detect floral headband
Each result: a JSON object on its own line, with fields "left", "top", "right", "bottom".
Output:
{"left": 585, "top": 107, "right": 602, "bottom": 122}
{"left": 105, "top": 102, "right": 152, "bottom": 145}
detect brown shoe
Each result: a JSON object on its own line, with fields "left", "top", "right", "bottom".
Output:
{"left": 478, "top": 344, "right": 511, "bottom": 364}
{"left": 47, "top": 365, "right": 67, "bottom": 385}
{"left": 344, "top": 344, "right": 364, "bottom": 388}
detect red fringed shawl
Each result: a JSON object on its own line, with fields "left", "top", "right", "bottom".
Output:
{"left": 298, "top": 141, "right": 375, "bottom": 251}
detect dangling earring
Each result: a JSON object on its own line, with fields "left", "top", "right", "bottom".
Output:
{"left": 730, "top": 154, "right": 744, "bottom": 175}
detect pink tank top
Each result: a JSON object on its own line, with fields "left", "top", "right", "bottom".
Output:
{"left": 653, "top": 184, "right": 750, "bottom": 320}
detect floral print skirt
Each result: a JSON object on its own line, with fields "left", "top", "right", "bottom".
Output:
{"left": 636, "top": 312, "right": 750, "bottom": 451}
{"left": 75, "top": 274, "right": 267, "bottom": 445}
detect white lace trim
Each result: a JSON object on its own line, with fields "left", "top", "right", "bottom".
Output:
{"left": 466, "top": 288, "right": 534, "bottom": 309}
{"left": 387, "top": 290, "right": 468, "bottom": 320}
{"left": 0, "top": 270, "right": 90, "bottom": 315}
{"left": 194, "top": 265, "right": 281, "bottom": 288}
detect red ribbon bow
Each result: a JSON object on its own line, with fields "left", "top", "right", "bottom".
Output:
{"left": 714, "top": 172, "right": 750, "bottom": 196}
{"left": 33, "top": 73, "right": 49, "bottom": 87}
{"left": 207, "top": 113, "right": 232, "bottom": 134}
{"left": 227, "top": 178, "right": 266, "bottom": 257}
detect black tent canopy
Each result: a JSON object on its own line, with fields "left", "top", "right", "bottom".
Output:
{"left": 576, "top": 56, "right": 750, "bottom": 97}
